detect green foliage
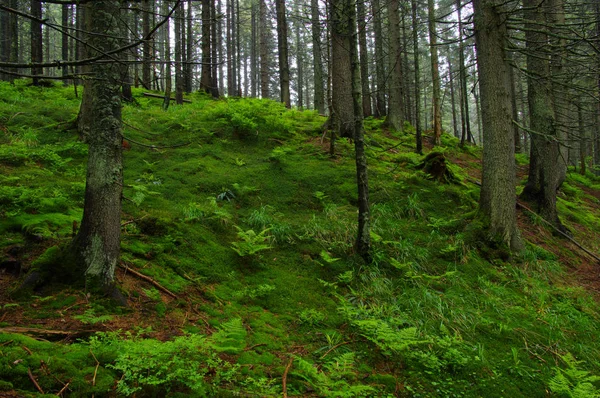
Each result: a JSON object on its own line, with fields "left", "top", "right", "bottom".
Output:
{"left": 73, "top": 309, "right": 114, "bottom": 325}
{"left": 209, "top": 318, "right": 247, "bottom": 354}
{"left": 298, "top": 309, "right": 326, "bottom": 326}
{"left": 231, "top": 226, "right": 273, "bottom": 257}
{"left": 204, "top": 98, "right": 293, "bottom": 139}
{"left": 292, "top": 353, "right": 377, "bottom": 397}
{"left": 549, "top": 353, "right": 600, "bottom": 398}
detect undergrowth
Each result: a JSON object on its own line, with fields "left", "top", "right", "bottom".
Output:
{"left": 1, "top": 82, "right": 600, "bottom": 397}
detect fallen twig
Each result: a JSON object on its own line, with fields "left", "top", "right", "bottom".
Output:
{"left": 245, "top": 343, "right": 267, "bottom": 351}
{"left": 320, "top": 341, "right": 353, "bottom": 360}
{"left": 282, "top": 357, "right": 294, "bottom": 398}
{"left": 21, "top": 345, "right": 32, "bottom": 355}
{"left": 90, "top": 350, "right": 100, "bottom": 387}
{"left": 27, "top": 367, "right": 44, "bottom": 394}
{"left": 143, "top": 92, "right": 192, "bottom": 103}
{"left": 118, "top": 262, "right": 178, "bottom": 299}
{"left": 57, "top": 381, "right": 70, "bottom": 396}
{"left": 0, "top": 340, "right": 13, "bottom": 346}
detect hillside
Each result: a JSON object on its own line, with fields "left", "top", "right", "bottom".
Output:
{"left": 1, "top": 81, "right": 600, "bottom": 397}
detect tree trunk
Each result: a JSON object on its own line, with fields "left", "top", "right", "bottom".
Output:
{"left": 213, "top": 0, "right": 221, "bottom": 96}
{"left": 251, "top": 0, "right": 258, "bottom": 97}
{"left": 185, "top": 0, "right": 193, "bottom": 93}
{"left": 457, "top": 0, "right": 470, "bottom": 147}
{"left": 596, "top": 1, "right": 600, "bottom": 175}
{"left": 30, "top": 0, "right": 43, "bottom": 85}
{"left": 448, "top": 57, "right": 459, "bottom": 138}
{"left": 72, "top": 0, "right": 125, "bottom": 300}
{"left": 412, "top": 0, "right": 422, "bottom": 153}
{"left": 121, "top": 2, "right": 134, "bottom": 102}
{"left": 259, "top": 0, "right": 269, "bottom": 99}
{"left": 175, "top": 1, "right": 184, "bottom": 104}
{"left": 384, "top": 0, "right": 404, "bottom": 131}
{"left": 311, "top": 0, "right": 325, "bottom": 113}
{"left": 427, "top": 0, "right": 442, "bottom": 145}
{"left": 578, "top": 103, "right": 586, "bottom": 175}
{"left": 295, "top": 2, "right": 304, "bottom": 109}
{"left": 347, "top": 0, "right": 370, "bottom": 261}
{"left": 473, "top": 0, "right": 522, "bottom": 252}
{"left": 357, "top": 0, "right": 371, "bottom": 117}
{"left": 200, "top": 0, "right": 213, "bottom": 94}
{"left": 330, "top": 0, "right": 354, "bottom": 138}
{"left": 163, "top": 1, "right": 172, "bottom": 110}
{"left": 142, "top": 0, "right": 152, "bottom": 89}
{"left": 275, "top": 0, "right": 291, "bottom": 107}
{"left": 372, "top": 0, "right": 386, "bottom": 117}
{"left": 520, "top": 0, "right": 566, "bottom": 232}
{"left": 1, "top": 0, "right": 13, "bottom": 82}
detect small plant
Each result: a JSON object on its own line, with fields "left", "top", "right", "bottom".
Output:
{"left": 548, "top": 353, "right": 600, "bottom": 398}
{"left": 299, "top": 309, "right": 326, "bottom": 326}
{"left": 231, "top": 226, "right": 273, "bottom": 257}
{"left": 73, "top": 309, "right": 113, "bottom": 325}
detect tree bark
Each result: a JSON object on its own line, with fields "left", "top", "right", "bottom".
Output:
{"left": 142, "top": 0, "right": 152, "bottom": 89}
{"left": 520, "top": 0, "right": 566, "bottom": 232}
{"left": 30, "top": 0, "right": 43, "bottom": 85}
{"left": 357, "top": 0, "right": 371, "bottom": 117}
{"left": 275, "top": 0, "right": 291, "bottom": 107}
{"left": 448, "top": 57, "right": 459, "bottom": 138}
{"left": 162, "top": 1, "right": 172, "bottom": 110}
{"left": 347, "top": 0, "right": 370, "bottom": 261}
{"left": 384, "top": 0, "right": 404, "bottom": 131}
{"left": 201, "top": 0, "right": 213, "bottom": 94}
{"left": 330, "top": 0, "right": 354, "bottom": 138}
{"left": 311, "top": 0, "right": 325, "bottom": 113}
{"left": 473, "top": 0, "right": 522, "bottom": 252}
{"left": 372, "top": 0, "right": 386, "bottom": 117}
{"left": 411, "top": 0, "right": 422, "bottom": 153}
{"left": 175, "top": 1, "right": 184, "bottom": 104}
{"left": 72, "top": 0, "right": 125, "bottom": 299}
{"left": 259, "top": 0, "right": 269, "bottom": 99}
{"left": 427, "top": 0, "right": 442, "bottom": 145}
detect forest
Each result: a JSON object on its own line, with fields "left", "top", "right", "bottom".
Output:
{"left": 1, "top": 0, "right": 600, "bottom": 396}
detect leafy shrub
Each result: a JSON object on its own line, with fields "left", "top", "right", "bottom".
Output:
{"left": 548, "top": 353, "right": 600, "bottom": 398}
{"left": 231, "top": 226, "right": 273, "bottom": 257}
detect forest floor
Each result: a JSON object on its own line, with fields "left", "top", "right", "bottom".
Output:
{"left": 1, "top": 82, "right": 600, "bottom": 397}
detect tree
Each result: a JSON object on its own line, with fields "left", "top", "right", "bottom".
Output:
{"left": 427, "top": 0, "right": 441, "bottom": 145}
{"left": 473, "top": 0, "right": 522, "bottom": 251}
{"left": 411, "top": 0, "right": 422, "bottom": 153}
{"left": 30, "top": 0, "right": 43, "bottom": 85}
{"left": 311, "top": 0, "right": 325, "bottom": 113}
{"left": 70, "top": 0, "right": 127, "bottom": 300}
{"left": 520, "top": 0, "right": 567, "bottom": 232}
{"left": 275, "top": 0, "right": 291, "bottom": 107}
{"left": 384, "top": 0, "right": 404, "bottom": 131}
{"left": 200, "top": 0, "right": 214, "bottom": 94}
{"left": 371, "top": 0, "right": 386, "bottom": 117}
{"left": 330, "top": 0, "right": 354, "bottom": 138}
{"left": 259, "top": 0, "right": 270, "bottom": 99}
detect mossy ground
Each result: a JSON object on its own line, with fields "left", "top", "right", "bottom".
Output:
{"left": 1, "top": 81, "right": 600, "bottom": 397}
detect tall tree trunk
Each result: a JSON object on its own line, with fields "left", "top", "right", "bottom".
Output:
{"left": 520, "top": 0, "right": 566, "bottom": 232}
{"left": 163, "top": 1, "right": 172, "bottom": 110}
{"left": 30, "top": 0, "right": 43, "bottom": 85}
{"left": 384, "top": 0, "right": 404, "bottom": 131}
{"left": 142, "top": 0, "right": 152, "bottom": 89}
{"left": 347, "top": 0, "right": 370, "bottom": 261}
{"left": 411, "top": 0, "right": 422, "bottom": 153}
{"left": 175, "top": 1, "right": 184, "bottom": 104}
{"left": 402, "top": 11, "right": 412, "bottom": 125}
{"left": 448, "top": 57, "right": 459, "bottom": 138}
{"left": 259, "top": 0, "right": 269, "bottom": 99}
{"left": 578, "top": 103, "right": 586, "bottom": 175}
{"left": 275, "top": 0, "right": 291, "bottom": 107}
{"left": 473, "top": 0, "right": 522, "bottom": 252}
{"left": 201, "top": 0, "right": 213, "bottom": 94}
{"left": 372, "top": 0, "right": 386, "bottom": 117}
{"left": 226, "top": 0, "right": 233, "bottom": 95}
{"left": 330, "top": 0, "right": 354, "bottom": 138}
{"left": 357, "top": 0, "right": 371, "bottom": 117}
{"left": 121, "top": 2, "right": 134, "bottom": 102}
{"left": 427, "top": 0, "right": 442, "bottom": 145}
{"left": 295, "top": 2, "right": 304, "bottom": 109}
{"left": 457, "top": 0, "right": 471, "bottom": 146}
{"left": 509, "top": 54, "right": 521, "bottom": 153}
{"left": 311, "top": 0, "right": 325, "bottom": 113}
{"left": 251, "top": 0, "right": 258, "bottom": 97}
{"left": 185, "top": 0, "right": 193, "bottom": 93}
{"left": 596, "top": 1, "right": 600, "bottom": 175}
{"left": 72, "top": 0, "right": 125, "bottom": 300}
{"left": 214, "top": 0, "right": 222, "bottom": 96}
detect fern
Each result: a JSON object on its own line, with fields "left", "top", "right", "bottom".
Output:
{"left": 209, "top": 318, "right": 247, "bottom": 354}
{"left": 549, "top": 353, "right": 600, "bottom": 398}
{"left": 292, "top": 353, "right": 376, "bottom": 397}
